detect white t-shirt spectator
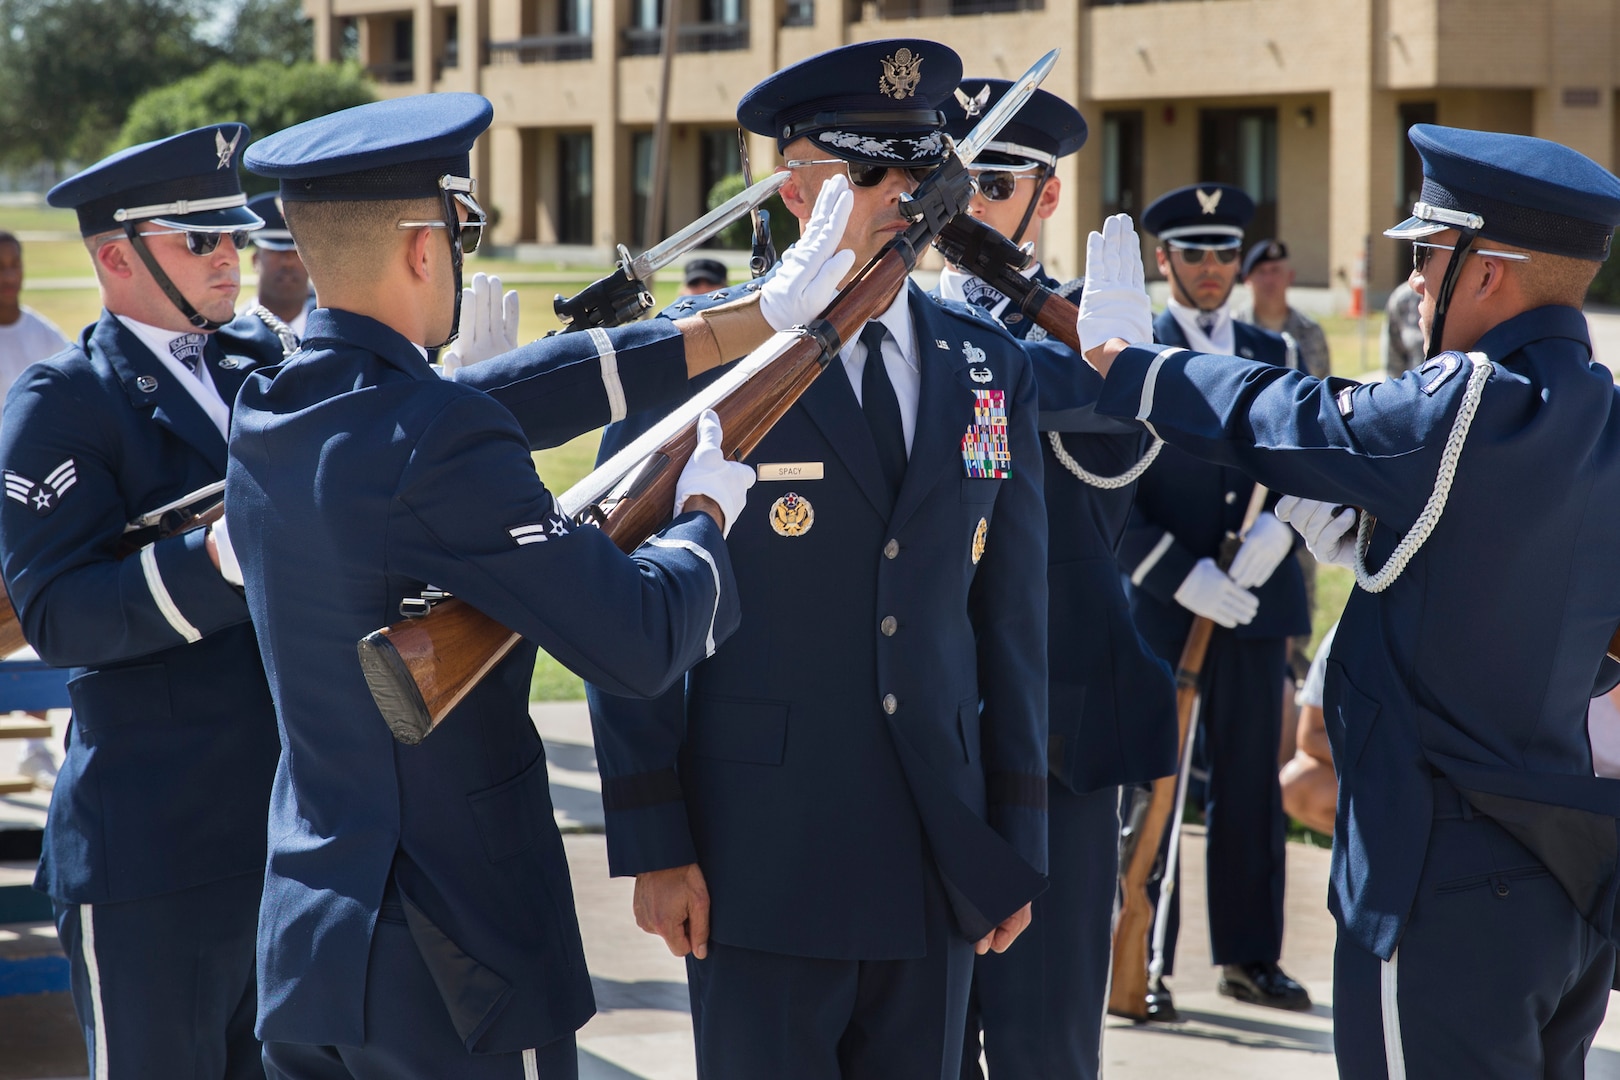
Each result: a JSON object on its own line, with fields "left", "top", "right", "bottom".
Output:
{"left": 0, "top": 307, "right": 70, "bottom": 391}
{"left": 1295, "top": 622, "right": 1338, "bottom": 710}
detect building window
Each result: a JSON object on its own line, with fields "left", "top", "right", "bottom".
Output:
{"left": 560, "top": 0, "right": 592, "bottom": 35}
{"left": 1102, "top": 111, "right": 1144, "bottom": 219}
{"left": 783, "top": 0, "right": 814, "bottom": 25}
{"left": 699, "top": 129, "right": 741, "bottom": 208}
{"left": 632, "top": 0, "right": 662, "bottom": 30}
{"left": 1199, "top": 107, "right": 1278, "bottom": 244}
{"left": 557, "top": 132, "right": 594, "bottom": 246}
{"left": 867, "top": 0, "right": 1042, "bottom": 14}
{"left": 442, "top": 11, "right": 459, "bottom": 70}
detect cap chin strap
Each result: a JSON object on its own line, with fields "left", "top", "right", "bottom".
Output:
{"left": 1163, "top": 254, "right": 1232, "bottom": 314}
{"left": 122, "top": 223, "right": 228, "bottom": 332}
{"left": 1423, "top": 227, "right": 1478, "bottom": 360}
{"left": 1008, "top": 167, "right": 1053, "bottom": 246}
{"left": 428, "top": 186, "right": 466, "bottom": 352}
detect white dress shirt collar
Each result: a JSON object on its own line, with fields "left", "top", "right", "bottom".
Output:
{"left": 114, "top": 315, "right": 231, "bottom": 438}
{"left": 1167, "top": 295, "right": 1235, "bottom": 355}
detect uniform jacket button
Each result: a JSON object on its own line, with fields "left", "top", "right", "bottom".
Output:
{"left": 884, "top": 539, "right": 900, "bottom": 559}
{"left": 1224, "top": 490, "right": 1237, "bottom": 504}
{"left": 882, "top": 693, "right": 898, "bottom": 715}
{"left": 880, "top": 615, "right": 897, "bottom": 636}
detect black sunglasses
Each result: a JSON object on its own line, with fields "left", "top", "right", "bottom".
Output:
{"left": 395, "top": 212, "right": 486, "bottom": 254}
{"left": 785, "top": 158, "right": 935, "bottom": 189}
{"left": 1410, "top": 240, "right": 1531, "bottom": 275}
{"left": 139, "top": 228, "right": 253, "bottom": 256}
{"left": 1170, "top": 245, "right": 1240, "bottom": 266}
{"left": 969, "top": 166, "right": 1046, "bottom": 202}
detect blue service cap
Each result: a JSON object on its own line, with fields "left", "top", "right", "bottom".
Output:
{"left": 1141, "top": 183, "right": 1255, "bottom": 248}
{"left": 48, "top": 124, "right": 262, "bottom": 238}
{"left": 1385, "top": 124, "right": 1620, "bottom": 261}
{"left": 1241, "top": 238, "right": 1288, "bottom": 281}
{"left": 244, "top": 93, "right": 493, "bottom": 202}
{"left": 246, "top": 192, "right": 296, "bottom": 251}
{"left": 941, "top": 79, "right": 1087, "bottom": 169}
{"left": 738, "top": 40, "right": 961, "bottom": 168}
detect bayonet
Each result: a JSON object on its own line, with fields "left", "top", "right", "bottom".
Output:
{"left": 738, "top": 128, "right": 777, "bottom": 278}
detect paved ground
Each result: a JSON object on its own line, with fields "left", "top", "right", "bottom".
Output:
{"left": 10, "top": 703, "right": 1620, "bottom": 1078}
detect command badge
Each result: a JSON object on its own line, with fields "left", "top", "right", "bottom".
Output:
{"left": 961, "top": 389, "right": 1012, "bottom": 479}
{"left": 770, "top": 491, "right": 814, "bottom": 537}
{"left": 971, "top": 517, "right": 988, "bottom": 564}
{"left": 4, "top": 459, "right": 76, "bottom": 516}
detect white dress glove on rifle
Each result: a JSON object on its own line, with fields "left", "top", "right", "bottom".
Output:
{"left": 1275, "top": 494, "right": 1360, "bottom": 569}
{"left": 1174, "top": 557, "right": 1258, "bottom": 628}
{"left": 758, "top": 175, "right": 856, "bottom": 332}
{"left": 1226, "top": 511, "right": 1295, "bottom": 589}
{"left": 209, "top": 515, "right": 244, "bottom": 588}
{"left": 674, "top": 410, "right": 756, "bottom": 537}
{"left": 1078, "top": 213, "right": 1153, "bottom": 353}
{"left": 440, "top": 272, "right": 520, "bottom": 373}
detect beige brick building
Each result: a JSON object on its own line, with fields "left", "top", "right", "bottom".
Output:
{"left": 304, "top": 0, "right": 1620, "bottom": 303}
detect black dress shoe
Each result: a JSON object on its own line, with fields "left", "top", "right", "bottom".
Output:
{"left": 1218, "top": 961, "right": 1312, "bottom": 1011}
{"left": 1144, "top": 976, "right": 1181, "bottom": 1023}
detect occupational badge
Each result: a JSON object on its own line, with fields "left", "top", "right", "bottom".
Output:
{"left": 971, "top": 517, "right": 988, "bottom": 565}
{"left": 769, "top": 491, "right": 814, "bottom": 537}
{"left": 4, "top": 459, "right": 76, "bottom": 516}
{"left": 961, "top": 389, "right": 1012, "bottom": 479}
{"left": 879, "top": 48, "right": 923, "bottom": 100}
{"left": 970, "top": 367, "right": 992, "bottom": 384}
{"left": 962, "top": 340, "right": 987, "bottom": 367}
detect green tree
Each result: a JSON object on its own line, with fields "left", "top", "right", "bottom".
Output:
{"left": 707, "top": 173, "right": 800, "bottom": 256}
{"left": 218, "top": 0, "right": 313, "bottom": 66}
{"left": 119, "top": 61, "right": 375, "bottom": 193}
{"left": 0, "top": 0, "right": 216, "bottom": 167}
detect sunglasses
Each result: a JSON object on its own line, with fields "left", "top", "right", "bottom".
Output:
{"left": 784, "top": 158, "right": 935, "bottom": 188}
{"left": 969, "top": 165, "right": 1045, "bottom": 202}
{"left": 137, "top": 228, "right": 253, "bottom": 256}
{"left": 1169, "top": 245, "right": 1240, "bottom": 266}
{"left": 1410, "top": 240, "right": 1530, "bottom": 275}
{"left": 397, "top": 204, "right": 487, "bottom": 254}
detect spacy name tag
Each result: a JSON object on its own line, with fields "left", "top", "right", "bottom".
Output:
{"left": 757, "top": 462, "right": 824, "bottom": 481}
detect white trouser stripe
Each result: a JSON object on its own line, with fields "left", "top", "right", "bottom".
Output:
{"left": 139, "top": 545, "right": 201, "bottom": 643}
{"left": 81, "top": 903, "right": 109, "bottom": 1080}
{"left": 1381, "top": 947, "right": 1407, "bottom": 1080}
{"left": 646, "top": 537, "right": 722, "bottom": 655}
{"left": 521, "top": 1047, "right": 539, "bottom": 1080}
{"left": 1137, "top": 346, "right": 1185, "bottom": 422}
{"left": 1131, "top": 532, "right": 1175, "bottom": 586}
{"left": 589, "top": 327, "right": 627, "bottom": 423}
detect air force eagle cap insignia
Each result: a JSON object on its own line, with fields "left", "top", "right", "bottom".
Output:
{"left": 940, "top": 78, "right": 1087, "bottom": 169}
{"left": 737, "top": 39, "right": 961, "bottom": 168}
{"left": 47, "top": 124, "right": 263, "bottom": 238}
{"left": 1141, "top": 183, "right": 1254, "bottom": 249}
{"left": 244, "top": 93, "right": 493, "bottom": 203}
{"left": 1384, "top": 124, "right": 1620, "bottom": 261}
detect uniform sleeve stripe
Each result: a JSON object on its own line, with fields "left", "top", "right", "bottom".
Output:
{"left": 986, "top": 770, "right": 1048, "bottom": 811}
{"left": 139, "top": 545, "right": 202, "bottom": 643}
{"left": 1137, "top": 346, "right": 1184, "bottom": 422}
{"left": 645, "top": 536, "right": 722, "bottom": 656}
{"left": 588, "top": 327, "right": 627, "bottom": 423}
{"left": 601, "top": 767, "right": 684, "bottom": 812}
{"left": 1131, "top": 532, "right": 1175, "bottom": 586}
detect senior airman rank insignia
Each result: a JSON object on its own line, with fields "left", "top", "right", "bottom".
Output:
{"left": 971, "top": 517, "right": 988, "bottom": 565}
{"left": 4, "top": 459, "right": 75, "bottom": 516}
{"left": 769, "top": 491, "right": 814, "bottom": 537}
{"left": 962, "top": 389, "right": 1011, "bottom": 478}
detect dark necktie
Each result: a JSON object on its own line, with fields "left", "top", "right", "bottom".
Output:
{"left": 858, "top": 321, "right": 907, "bottom": 499}
{"left": 169, "top": 333, "right": 206, "bottom": 374}
{"left": 1196, "top": 312, "right": 1218, "bottom": 337}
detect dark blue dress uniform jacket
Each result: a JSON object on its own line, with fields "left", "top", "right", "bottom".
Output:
{"left": 1118, "top": 311, "right": 1311, "bottom": 653}
{"left": 939, "top": 270, "right": 1175, "bottom": 793}
{"left": 0, "top": 311, "right": 284, "bottom": 905}
{"left": 590, "top": 280, "right": 1051, "bottom": 955}
{"left": 1094, "top": 304, "right": 1620, "bottom": 960}
{"left": 226, "top": 309, "right": 740, "bottom": 1054}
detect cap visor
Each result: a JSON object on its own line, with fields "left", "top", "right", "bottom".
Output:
{"left": 252, "top": 229, "right": 297, "bottom": 251}
{"left": 1383, "top": 215, "right": 1449, "bottom": 240}
{"left": 148, "top": 207, "right": 265, "bottom": 232}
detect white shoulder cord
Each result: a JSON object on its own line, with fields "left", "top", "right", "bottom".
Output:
{"left": 247, "top": 304, "right": 300, "bottom": 357}
{"left": 1048, "top": 429, "right": 1164, "bottom": 489}
{"left": 1032, "top": 275, "right": 1164, "bottom": 489}
{"left": 1353, "top": 352, "right": 1494, "bottom": 593}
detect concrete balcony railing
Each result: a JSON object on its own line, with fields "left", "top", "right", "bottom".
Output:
{"left": 620, "top": 20, "right": 750, "bottom": 56}
{"left": 366, "top": 59, "right": 414, "bottom": 84}
{"left": 488, "top": 33, "right": 594, "bottom": 64}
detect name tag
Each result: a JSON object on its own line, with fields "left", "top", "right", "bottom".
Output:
{"left": 757, "top": 462, "right": 824, "bottom": 481}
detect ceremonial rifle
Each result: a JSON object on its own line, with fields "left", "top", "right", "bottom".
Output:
{"left": 0, "top": 481, "right": 227, "bottom": 659}
{"left": 551, "top": 171, "right": 791, "bottom": 332}
{"left": 932, "top": 213, "right": 1083, "bottom": 350}
{"left": 1109, "top": 482, "right": 1268, "bottom": 1021}
{"left": 357, "top": 49, "right": 1064, "bottom": 746}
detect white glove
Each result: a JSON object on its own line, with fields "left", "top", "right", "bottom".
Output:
{"left": 1275, "top": 494, "right": 1359, "bottom": 569}
{"left": 674, "top": 409, "right": 756, "bottom": 537}
{"left": 440, "top": 272, "right": 520, "bottom": 373}
{"left": 1173, "top": 557, "right": 1258, "bottom": 628}
{"left": 1226, "top": 511, "right": 1295, "bottom": 589}
{"left": 209, "top": 515, "right": 244, "bottom": 588}
{"left": 759, "top": 175, "right": 857, "bottom": 331}
{"left": 1077, "top": 213, "right": 1153, "bottom": 353}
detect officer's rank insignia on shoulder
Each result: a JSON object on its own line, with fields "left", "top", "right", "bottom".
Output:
{"left": 1418, "top": 351, "right": 1465, "bottom": 395}
{"left": 509, "top": 510, "right": 572, "bottom": 546}
{"left": 769, "top": 491, "right": 814, "bottom": 537}
{"left": 4, "top": 459, "right": 76, "bottom": 516}
{"left": 962, "top": 389, "right": 1011, "bottom": 479}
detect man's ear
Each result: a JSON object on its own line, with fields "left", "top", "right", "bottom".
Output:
{"left": 1154, "top": 246, "right": 1170, "bottom": 277}
{"left": 1474, "top": 253, "right": 1512, "bottom": 303}
{"left": 95, "top": 239, "right": 134, "bottom": 280}
{"left": 405, "top": 226, "right": 435, "bottom": 283}
{"left": 777, "top": 165, "right": 810, "bottom": 219}
{"left": 1035, "top": 174, "right": 1062, "bottom": 221}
